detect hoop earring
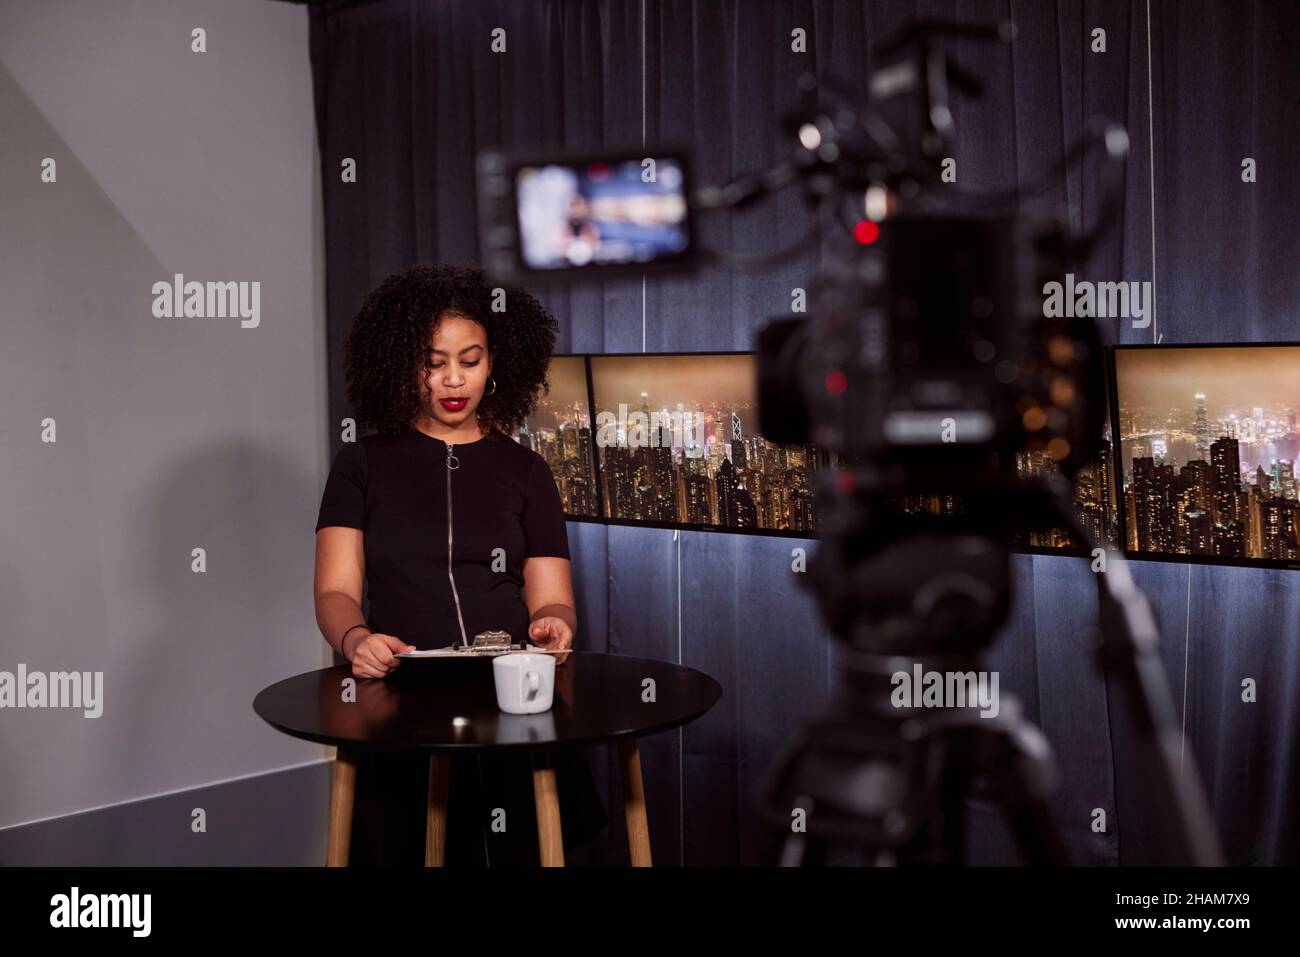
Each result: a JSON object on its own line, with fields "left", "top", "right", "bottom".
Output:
{"left": 485, "top": 375, "right": 497, "bottom": 396}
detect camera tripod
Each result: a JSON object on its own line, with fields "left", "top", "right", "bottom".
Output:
{"left": 756, "top": 474, "right": 1223, "bottom": 866}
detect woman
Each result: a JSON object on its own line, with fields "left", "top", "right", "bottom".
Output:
{"left": 313, "top": 262, "right": 608, "bottom": 865}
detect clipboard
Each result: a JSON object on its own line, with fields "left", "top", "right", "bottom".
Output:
{"left": 396, "top": 644, "right": 568, "bottom": 659}
{"left": 394, "top": 630, "right": 568, "bottom": 659}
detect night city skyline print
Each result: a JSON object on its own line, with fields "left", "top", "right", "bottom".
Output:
{"left": 589, "top": 353, "right": 823, "bottom": 535}
{"left": 511, "top": 355, "right": 600, "bottom": 518}
{"left": 1008, "top": 400, "right": 1120, "bottom": 552}
{"left": 827, "top": 408, "right": 1121, "bottom": 555}
{"left": 1115, "top": 346, "right": 1300, "bottom": 563}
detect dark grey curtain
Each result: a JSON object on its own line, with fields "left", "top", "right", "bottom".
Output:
{"left": 309, "top": 0, "right": 1299, "bottom": 865}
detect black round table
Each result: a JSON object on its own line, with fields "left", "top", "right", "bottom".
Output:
{"left": 253, "top": 652, "right": 722, "bottom": 866}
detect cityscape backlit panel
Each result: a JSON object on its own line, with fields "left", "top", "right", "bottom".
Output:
{"left": 589, "top": 353, "right": 824, "bottom": 535}
{"left": 511, "top": 355, "right": 599, "bottom": 518}
{"left": 1115, "top": 346, "right": 1300, "bottom": 564}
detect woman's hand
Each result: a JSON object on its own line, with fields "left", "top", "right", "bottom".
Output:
{"left": 528, "top": 616, "right": 573, "bottom": 665}
{"left": 348, "top": 632, "right": 415, "bottom": 678}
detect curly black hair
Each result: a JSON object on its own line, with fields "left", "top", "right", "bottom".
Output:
{"left": 341, "top": 263, "right": 558, "bottom": 440}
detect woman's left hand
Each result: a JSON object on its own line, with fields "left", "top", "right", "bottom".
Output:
{"left": 528, "top": 616, "right": 573, "bottom": 664}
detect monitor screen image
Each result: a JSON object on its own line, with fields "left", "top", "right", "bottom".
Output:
{"left": 588, "top": 353, "right": 825, "bottom": 536}
{"left": 1113, "top": 344, "right": 1300, "bottom": 566}
{"left": 510, "top": 354, "right": 600, "bottom": 519}
{"left": 515, "top": 157, "right": 690, "bottom": 272}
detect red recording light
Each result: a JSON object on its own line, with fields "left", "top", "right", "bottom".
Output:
{"left": 825, "top": 370, "right": 848, "bottom": 394}
{"left": 853, "top": 220, "right": 881, "bottom": 245}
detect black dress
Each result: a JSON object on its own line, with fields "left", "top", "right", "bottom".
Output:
{"left": 315, "top": 425, "right": 608, "bottom": 865}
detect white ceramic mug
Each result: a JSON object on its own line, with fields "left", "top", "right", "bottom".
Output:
{"left": 493, "top": 653, "right": 555, "bottom": 714}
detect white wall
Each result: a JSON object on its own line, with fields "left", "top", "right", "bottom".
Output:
{"left": 0, "top": 0, "right": 331, "bottom": 830}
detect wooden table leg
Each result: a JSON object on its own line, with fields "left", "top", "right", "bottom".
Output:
{"left": 425, "top": 754, "right": 451, "bottom": 867}
{"left": 618, "top": 738, "right": 652, "bottom": 866}
{"left": 533, "top": 754, "right": 565, "bottom": 866}
{"left": 327, "top": 748, "right": 357, "bottom": 867}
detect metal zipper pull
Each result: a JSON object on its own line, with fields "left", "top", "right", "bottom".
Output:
{"left": 445, "top": 440, "right": 469, "bottom": 647}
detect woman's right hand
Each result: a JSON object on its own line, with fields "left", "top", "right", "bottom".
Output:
{"left": 346, "top": 631, "right": 416, "bottom": 678}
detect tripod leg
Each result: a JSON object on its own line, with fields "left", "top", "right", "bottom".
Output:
{"left": 981, "top": 717, "right": 1070, "bottom": 865}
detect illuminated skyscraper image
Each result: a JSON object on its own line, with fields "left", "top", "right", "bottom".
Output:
{"left": 1009, "top": 426, "right": 1120, "bottom": 550}
{"left": 589, "top": 354, "right": 823, "bottom": 535}
{"left": 1194, "top": 392, "right": 1211, "bottom": 455}
{"left": 1115, "top": 347, "right": 1300, "bottom": 562}
{"left": 511, "top": 355, "right": 599, "bottom": 517}
{"left": 858, "top": 404, "right": 1120, "bottom": 552}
